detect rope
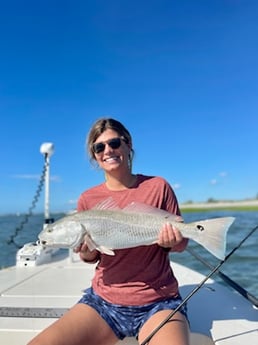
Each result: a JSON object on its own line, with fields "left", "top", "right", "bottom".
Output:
{"left": 6, "top": 155, "right": 48, "bottom": 249}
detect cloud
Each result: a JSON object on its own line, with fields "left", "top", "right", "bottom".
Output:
{"left": 210, "top": 171, "right": 228, "bottom": 186}
{"left": 173, "top": 183, "right": 181, "bottom": 190}
{"left": 68, "top": 199, "right": 77, "bottom": 205}
{"left": 50, "top": 176, "right": 61, "bottom": 182}
{"left": 11, "top": 174, "right": 39, "bottom": 179}
{"left": 11, "top": 174, "right": 61, "bottom": 182}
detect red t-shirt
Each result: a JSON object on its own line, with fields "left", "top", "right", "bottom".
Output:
{"left": 77, "top": 174, "right": 188, "bottom": 305}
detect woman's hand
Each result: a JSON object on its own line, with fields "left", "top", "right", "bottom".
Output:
{"left": 74, "top": 242, "right": 89, "bottom": 254}
{"left": 158, "top": 222, "right": 184, "bottom": 249}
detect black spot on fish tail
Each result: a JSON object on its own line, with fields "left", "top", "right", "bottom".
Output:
{"left": 196, "top": 224, "right": 205, "bottom": 231}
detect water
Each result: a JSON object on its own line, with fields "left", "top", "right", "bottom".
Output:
{"left": 0, "top": 210, "right": 257, "bottom": 298}
{"left": 174, "top": 210, "right": 258, "bottom": 298}
{"left": 0, "top": 213, "right": 65, "bottom": 268}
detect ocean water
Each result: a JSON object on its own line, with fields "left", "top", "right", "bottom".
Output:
{"left": 0, "top": 210, "right": 257, "bottom": 298}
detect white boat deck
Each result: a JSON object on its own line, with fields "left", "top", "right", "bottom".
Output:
{"left": 0, "top": 249, "right": 257, "bottom": 345}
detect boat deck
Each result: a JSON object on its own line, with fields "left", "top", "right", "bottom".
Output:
{"left": 0, "top": 249, "right": 257, "bottom": 344}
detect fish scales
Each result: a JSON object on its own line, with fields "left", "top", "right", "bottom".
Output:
{"left": 78, "top": 210, "right": 168, "bottom": 248}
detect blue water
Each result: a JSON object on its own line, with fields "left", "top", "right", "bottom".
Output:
{"left": 0, "top": 210, "right": 257, "bottom": 298}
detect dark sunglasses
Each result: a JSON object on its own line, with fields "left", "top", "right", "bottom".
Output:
{"left": 92, "top": 137, "right": 124, "bottom": 154}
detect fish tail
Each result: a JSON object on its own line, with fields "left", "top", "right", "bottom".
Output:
{"left": 190, "top": 217, "right": 235, "bottom": 260}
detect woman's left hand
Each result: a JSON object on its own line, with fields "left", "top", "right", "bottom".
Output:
{"left": 157, "top": 222, "right": 184, "bottom": 249}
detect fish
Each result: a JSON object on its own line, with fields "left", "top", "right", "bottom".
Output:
{"left": 38, "top": 198, "right": 235, "bottom": 260}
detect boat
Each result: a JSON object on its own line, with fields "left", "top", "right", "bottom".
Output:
{"left": 0, "top": 143, "right": 257, "bottom": 345}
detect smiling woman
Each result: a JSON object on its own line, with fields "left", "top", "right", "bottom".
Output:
{"left": 28, "top": 117, "right": 190, "bottom": 345}
{"left": 87, "top": 118, "right": 134, "bottom": 175}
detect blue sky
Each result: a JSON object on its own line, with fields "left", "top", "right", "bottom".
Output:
{"left": 1, "top": 0, "right": 257, "bottom": 214}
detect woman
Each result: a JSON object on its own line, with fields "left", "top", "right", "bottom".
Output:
{"left": 28, "top": 118, "right": 190, "bottom": 345}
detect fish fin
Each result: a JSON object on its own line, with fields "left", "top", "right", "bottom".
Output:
{"left": 123, "top": 202, "right": 183, "bottom": 222}
{"left": 92, "top": 198, "right": 183, "bottom": 222}
{"left": 82, "top": 227, "right": 115, "bottom": 256}
{"left": 190, "top": 217, "right": 235, "bottom": 260}
{"left": 83, "top": 233, "right": 98, "bottom": 252}
{"left": 93, "top": 197, "right": 121, "bottom": 211}
{"left": 97, "top": 246, "right": 115, "bottom": 256}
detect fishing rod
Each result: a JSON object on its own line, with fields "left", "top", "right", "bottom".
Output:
{"left": 140, "top": 224, "right": 258, "bottom": 345}
{"left": 187, "top": 247, "right": 258, "bottom": 308}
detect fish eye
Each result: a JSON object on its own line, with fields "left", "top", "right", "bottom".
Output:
{"left": 196, "top": 224, "right": 204, "bottom": 231}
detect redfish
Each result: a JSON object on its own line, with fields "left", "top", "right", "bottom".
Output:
{"left": 39, "top": 199, "right": 235, "bottom": 260}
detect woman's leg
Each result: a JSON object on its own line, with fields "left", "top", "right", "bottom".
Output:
{"left": 138, "top": 309, "right": 190, "bottom": 345}
{"left": 27, "top": 303, "right": 119, "bottom": 345}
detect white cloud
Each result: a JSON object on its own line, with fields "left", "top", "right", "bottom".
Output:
{"left": 173, "top": 183, "right": 181, "bottom": 190}
{"left": 11, "top": 174, "right": 39, "bottom": 179}
{"left": 11, "top": 174, "right": 61, "bottom": 182}
{"left": 210, "top": 171, "right": 228, "bottom": 185}
{"left": 68, "top": 199, "right": 77, "bottom": 205}
{"left": 50, "top": 176, "right": 61, "bottom": 182}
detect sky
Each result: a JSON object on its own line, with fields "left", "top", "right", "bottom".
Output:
{"left": 1, "top": 0, "right": 258, "bottom": 214}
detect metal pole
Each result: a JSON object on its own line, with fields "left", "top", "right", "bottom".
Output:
{"left": 40, "top": 143, "right": 55, "bottom": 226}
{"left": 44, "top": 153, "right": 50, "bottom": 221}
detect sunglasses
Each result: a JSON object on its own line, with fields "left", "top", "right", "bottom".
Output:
{"left": 92, "top": 137, "right": 124, "bottom": 154}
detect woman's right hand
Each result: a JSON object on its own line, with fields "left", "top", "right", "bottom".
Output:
{"left": 74, "top": 241, "right": 89, "bottom": 254}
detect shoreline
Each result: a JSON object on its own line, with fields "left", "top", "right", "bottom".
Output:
{"left": 1, "top": 200, "right": 258, "bottom": 216}
{"left": 180, "top": 199, "right": 258, "bottom": 212}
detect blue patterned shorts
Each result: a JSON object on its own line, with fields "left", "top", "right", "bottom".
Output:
{"left": 78, "top": 287, "right": 188, "bottom": 340}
